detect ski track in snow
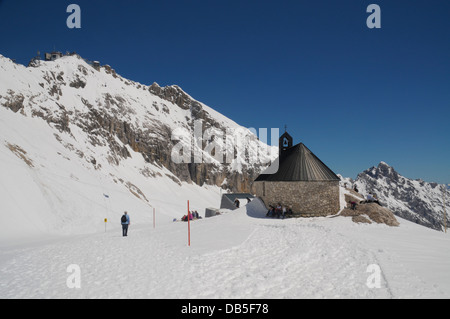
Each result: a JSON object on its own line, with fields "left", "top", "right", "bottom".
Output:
{"left": 1, "top": 202, "right": 447, "bottom": 299}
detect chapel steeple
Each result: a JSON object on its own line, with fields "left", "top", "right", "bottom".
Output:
{"left": 279, "top": 129, "right": 293, "bottom": 157}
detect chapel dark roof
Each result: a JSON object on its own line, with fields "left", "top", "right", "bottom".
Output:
{"left": 255, "top": 142, "right": 340, "bottom": 182}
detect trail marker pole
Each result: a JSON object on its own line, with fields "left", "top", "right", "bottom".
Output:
{"left": 188, "top": 200, "right": 191, "bottom": 246}
{"left": 104, "top": 218, "right": 107, "bottom": 232}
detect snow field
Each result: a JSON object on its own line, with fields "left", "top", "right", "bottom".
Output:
{"left": 1, "top": 54, "right": 450, "bottom": 300}
{"left": 2, "top": 200, "right": 449, "bottom": 299}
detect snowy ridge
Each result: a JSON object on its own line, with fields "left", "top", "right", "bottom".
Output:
{"left": 353, "top": 162, "right": 449, "bottom": 231}
{"left": 0, "top": 53, "right": 276, "bottom": 181}
{"left": 0, "top": 53, "right": 275, "bottom": 241}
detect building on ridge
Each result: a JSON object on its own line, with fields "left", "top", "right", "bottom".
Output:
{"left": 254, "top": 131, "right": 340, "bottom": 217}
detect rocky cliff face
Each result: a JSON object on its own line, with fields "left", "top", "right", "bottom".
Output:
{"left": 352, "top": 162, "right": 449, "bottom": 231}
{"left": 0, "top": 53, "right": 276, "bottom": 193}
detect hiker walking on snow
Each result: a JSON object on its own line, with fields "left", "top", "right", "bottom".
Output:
{"left": 121, "top": 211, "right": 130, "bottom": 237}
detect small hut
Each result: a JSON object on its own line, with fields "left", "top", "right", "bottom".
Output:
{"left": 220, "top": 193, "right": 254, "bottom": 210}
{"left": 44, "top": 51, "right": 63, "bottom": 61}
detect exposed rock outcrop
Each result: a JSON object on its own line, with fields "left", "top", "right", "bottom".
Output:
{"left": 341, "top": 192, "right": 400, "bottom": 227}
{"left": 0, "top": 54, "right": 275, "bottom": 193}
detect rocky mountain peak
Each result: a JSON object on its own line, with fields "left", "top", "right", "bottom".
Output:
{"left": 355, "top": 162, "right": 449, "bottom": 231}
{"left": 360, "top": 161, "right": 396, "bottom": 180}
{"left": 149, "top": 81, "right": 196, "bottom": 111}
{"left": 0, "top": 53, "right": 275, "bottom": 193}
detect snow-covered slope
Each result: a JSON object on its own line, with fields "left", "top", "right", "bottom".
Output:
{"left": 0, "top": 53, "right": 276, "bottom": 191}
{"left": 0, "top": 105, "right": 222, "bottom": 241}
{"left": 0, "top": 53, "right": 276, "bottom": 242}
{"left": 1, "top": 199, "right": 449, "bottom": 299}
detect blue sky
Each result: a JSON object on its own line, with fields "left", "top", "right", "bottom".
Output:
{"left": 0, "top": 0, "right": 449, "bottom": 183}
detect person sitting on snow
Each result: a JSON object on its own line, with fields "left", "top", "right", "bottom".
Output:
{"left": 276, "top": 203, "right": 282, "bottom": 218}
{"left": 266, "top": 205, "right": 275, "bottom": 217}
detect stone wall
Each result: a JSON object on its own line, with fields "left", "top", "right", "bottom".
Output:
{"left": 254, "top": 181, "right": 340, "bottom": 216}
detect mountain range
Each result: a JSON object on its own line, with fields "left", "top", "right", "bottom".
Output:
{"left": 0, "top": 52, "right": 448, "bottom": 238}
{"left": 2, "top": 53, "right": 276, "bottom": 191}
{"left": 351, "top": 162, "right": 449, "bottom": 231}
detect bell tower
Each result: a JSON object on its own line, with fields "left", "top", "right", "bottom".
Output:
{"left": 279, "top": 128, "right": 293, "bottom": 158}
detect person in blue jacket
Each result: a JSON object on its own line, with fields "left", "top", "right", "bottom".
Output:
{"left": 121, "top": 211, "right": 130, "bottom": 236}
